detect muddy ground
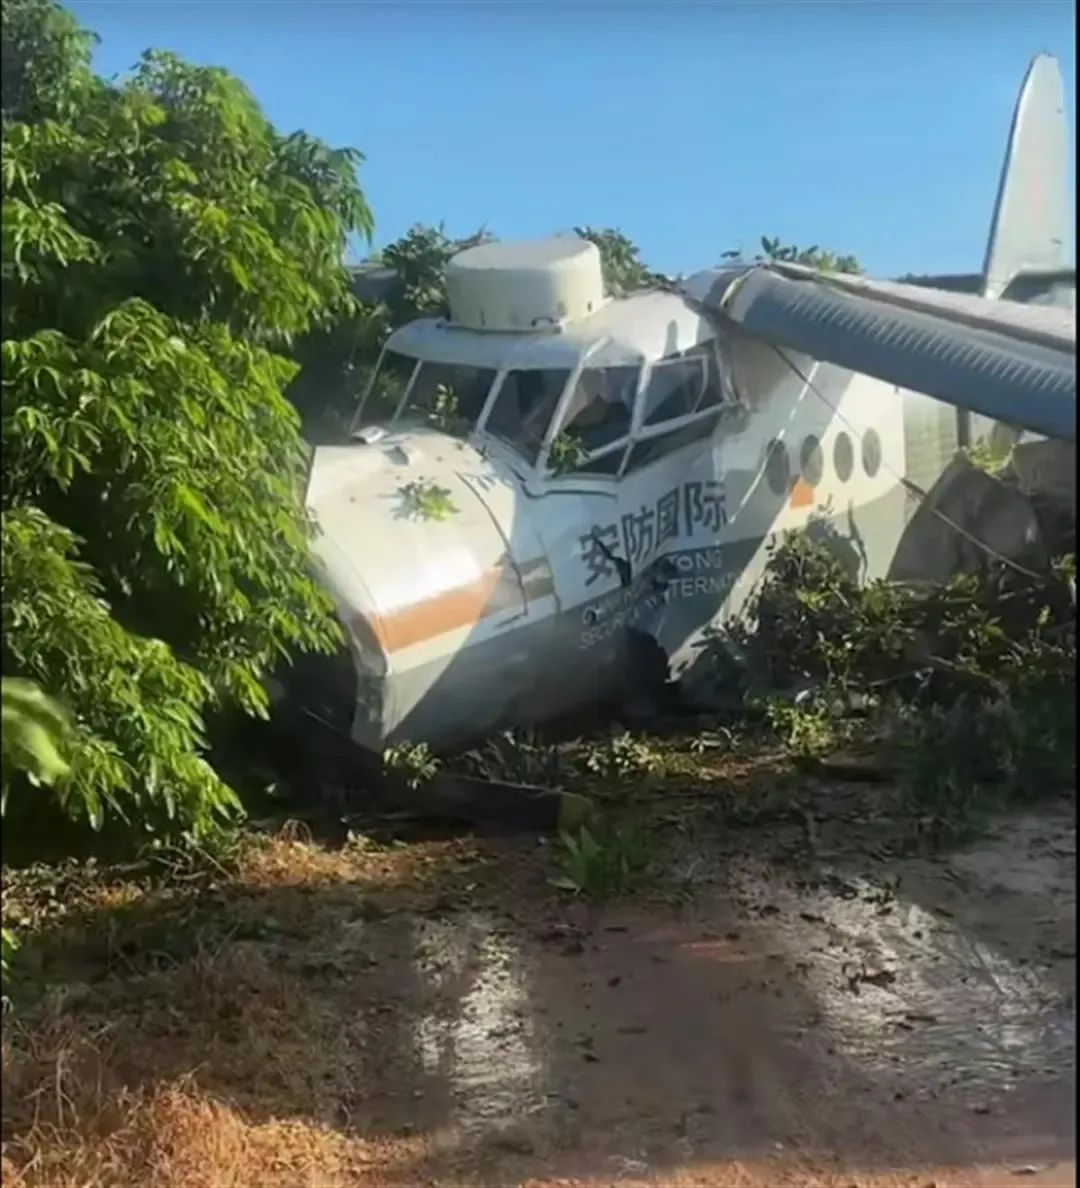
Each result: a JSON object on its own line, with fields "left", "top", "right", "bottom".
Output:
{"left": 2, "top": 769, "right": 1075, "bottom": 1188}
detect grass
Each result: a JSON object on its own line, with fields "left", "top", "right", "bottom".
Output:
{"left": 0, "top": 825, "right": 506, "bottom": 1188}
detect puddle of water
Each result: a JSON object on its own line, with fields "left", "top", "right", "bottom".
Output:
{"left": 728, "top": 858, "right": 1075, "bottom": 1099}
{"left": 411, "top": 914, "right": 546, "bottom": 1135}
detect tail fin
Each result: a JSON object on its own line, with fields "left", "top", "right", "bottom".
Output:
{"left": 981, "top": 54, "right": 1071, "bottom": 300}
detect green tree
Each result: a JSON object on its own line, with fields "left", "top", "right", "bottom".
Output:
{"left": 288, "top": 222, "right": 491, "bottom": 439}
{"left": 722, "top": 236, "right": 862, "bottom": 274}
{"left": 574, "top": 226, "right": 670, "bottom": 296}
{"left": 2, "top": 677, "right": 71, "bottom": 796}
{"left": 1, "top": 0, "right": 372, "bottom": 842}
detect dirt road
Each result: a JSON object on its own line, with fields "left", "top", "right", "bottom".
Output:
{"left": 343, "top": 797, "right": 1075, "bottom": 1187}
{"left": 3, "top": 787, "right": 1074, "bottom": 1187}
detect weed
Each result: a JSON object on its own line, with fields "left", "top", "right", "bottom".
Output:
{"left": 723, "top": 529, "right": 1076, "bottom": 840}
{"left": 760, "top": 697, "right": 840, "bottom": 766}
{"left": 426, "top": 384, "right": 469, "bottom": 436}
{"left": 381, "top": 741, "right": 439, "bottom": 790}
{"left": 547, "top": 431, "right": 590, "bottom": 476}
{"left": 457, "top": 728, "right": 567, "bottom": 787}
{"left": 891, "top": 693, "right": 1074, "bottom": 845}
{"left": 550, "top": 821, "right": 654, "bottom": 898}
{"left": 686, "top": 728, "right": 737, "bottom": 756}
{"left": 579, "top": 732, "right": 662, "bottom": 783}
{"left": 397, "top": 480, "right": 458, "bottom": 522}
{"left": 964, "top": 436, "right": 1014, "bottom": 475}
{"left": 2, "top": 925, "right": 18, "bottom": 985}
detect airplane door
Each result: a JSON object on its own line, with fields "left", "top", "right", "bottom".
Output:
{"left": 608, "top": 346, "right": 732, "bottom": 662}
{"left": 532, "top": 479, "right": 629, "bottom": 701}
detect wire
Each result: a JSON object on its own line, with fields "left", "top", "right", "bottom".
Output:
{"left": 770, "top": 344, "right": 1054, "bottom": 585}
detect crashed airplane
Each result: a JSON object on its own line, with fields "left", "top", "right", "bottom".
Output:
{"left": 280, "top": 53, "right": 1076, "bottom": 756}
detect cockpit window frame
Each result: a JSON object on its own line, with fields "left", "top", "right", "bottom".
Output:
{"left": 351, "top": 345, "right": 423, "bottom": 435}
{"left": 533, "top": 340, "right": 645, "bottom": 483}
{"left": 353, "top": 331, "right": 724, "bottom": 483}
{"left": 478, "top": 366, "right": 576, "bottom": 466}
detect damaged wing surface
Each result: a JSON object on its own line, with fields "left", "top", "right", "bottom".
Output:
{"left": 683, "top": 263, "right": 1076, "bottom": 441}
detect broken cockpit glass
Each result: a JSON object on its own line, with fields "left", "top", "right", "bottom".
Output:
{"left": 354, "top": 349, "right": 499, "bottom": 436}
{"left": 548, "top": 365, "right": 640, "bottom": 475}
{"left": 398, "top": 360, "right": 498, "bottom": 434}
{"left": 486, "top": 364, "right": 642, "bottom": 474}
{"left": 484, "top": 368, "right": 572, "bottom": 465}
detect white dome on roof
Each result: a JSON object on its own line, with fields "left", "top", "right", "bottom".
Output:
{"left": 445, "top": 236, "right": 607, "bottom": 332}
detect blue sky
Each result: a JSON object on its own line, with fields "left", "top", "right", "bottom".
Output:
{"left": 69, "top": 1, "right": 1075, "bottom": 279}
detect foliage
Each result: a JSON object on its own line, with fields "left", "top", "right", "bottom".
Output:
{"left": 2, "top": 0, "right": 96, "bottom": 127}
{"left": 550, "top": 821, "right": 653, "bottom": 897}
{"left": 888, "top": 692, "right": 1072, "bottom": 842}
{"left": 574, "top": 225, "right": 669, "bottom": 297}
{"left": 759, "top": 696, "right": 840, "bottom": 766}
{"left": 458, "top": 728, "right": 568, "bottom": 788}
{"left": 547, "top": 430, "right": 590, "bottom": 475}
{"left": 287, "top": 223, "right": 489, "bottom": 440}
{"left": 379, "top": 223, "right": 491, "bottom": 323}
{"left": 1, "top": 925, "right": 17, "bottom": 990}
{"left": 381, "top": 741, "right": 439, "bottom": 790}
{"left": 580, "top": 732, "right": 661, "bottom": 782}
{"left": 396, "top": 480, "right": 458, "bottom": 522}
{"left": 964, "top": 436, "right": 1014, "bottom": 475}
{"left": 730, "top": 528, "right": 1075, "bottom": 838}
{"left": 722, "top": 236, "right": 862, "bottom": 274}
{"left": 424, "top": 384, "right": 468, "bottom": 436}
{"left": 2, "top": 677, "right": 71, "bottom": 795}
{"left": 2, "top": 0, "right": 371, "bottom": 844}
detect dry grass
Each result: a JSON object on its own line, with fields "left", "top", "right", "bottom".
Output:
{"left": 2, "top": 1057, "right": 425, "bottom": 1188}
{"left": 0, "top": 827, "right": 493, "bottom": 1188}
{"left": 0, "top": 765, "right": 798, "bottom": 1188}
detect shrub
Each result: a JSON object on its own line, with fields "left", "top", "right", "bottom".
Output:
{"left": 1, "top": 0, "right": 372, "bottom": 844}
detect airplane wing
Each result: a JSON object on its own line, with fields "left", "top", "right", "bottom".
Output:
{"left": 682, "top": 263, "right": 1076, "bottom": 441}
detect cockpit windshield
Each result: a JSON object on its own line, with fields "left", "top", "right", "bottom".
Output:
{"left": 484, "top": 368, "right": 571, "bottom": 464}
{"left": 359, "top": 349, "right": 416, "bottom": 423}
{"left": 399, "top": 361, "right": 497, "bottom": 432}
{"left": 359, "top": 350, "right": 498, "bottom": 434}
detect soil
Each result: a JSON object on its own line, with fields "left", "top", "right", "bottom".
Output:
{"left": 3, "top": 781, "right": 1074, "bottom": 1188}
{"left": 342, "top": 794, "right": 1076, "bottom": 1187}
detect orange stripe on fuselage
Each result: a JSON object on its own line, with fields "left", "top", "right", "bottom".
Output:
{"left": 790, "top": 478, "right": 814, "bottom": 509}
{"left": 356, "top": 562, "right": 554, "bottom": 655}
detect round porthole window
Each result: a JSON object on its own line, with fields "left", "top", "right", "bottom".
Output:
{"left": 833, "top": 432, "right": 854, "bottom": 483}
{"left": 862, "top": 428, "right": 882, "bottom": 477}
{"left": 800, "top": 434, "right": 824, "bottom": 487}
{"left": 764, "top": 438, "right": 790, "bottom": 495}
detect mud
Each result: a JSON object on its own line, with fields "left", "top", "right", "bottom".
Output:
{"left": 337, "top": 794, "right": 1075, "bottom": 1186}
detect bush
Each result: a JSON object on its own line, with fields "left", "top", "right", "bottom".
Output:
{"left": 733, "top": 529, "right": 1075, "bottom": 836}
{"left": 1, "top": 0, "right": 372, "bottom": 845}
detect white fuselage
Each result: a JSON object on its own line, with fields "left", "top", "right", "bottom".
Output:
{"left": 303, "top": 287, "right": 957, "bottom": 751}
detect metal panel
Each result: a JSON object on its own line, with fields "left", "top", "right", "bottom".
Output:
{"left": 691, "top": 267, "right": 1075, "bottom": 441}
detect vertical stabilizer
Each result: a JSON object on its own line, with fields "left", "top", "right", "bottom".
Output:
{"left": 981, "top": 54, "right": 1071, "bottom": 299}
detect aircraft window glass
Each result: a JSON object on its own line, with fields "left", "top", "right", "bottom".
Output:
{"left": 624, "top": 411, "right": 720, "bottom": 473}
{"left": 800, "top": 434, "right": 824, "bottom": 487}
{"left": 640, "top": 353, "right": 707, "bottom": 426}
{"left": 484, "top": 368, "right": 571, "bottom": 465}
{"left": 764, "top": 438, "right": 790, "bottom": 495}
{"left": 361, "top": 350, "right": 417, "bottom": 422}
{"left": 575, "top": 447, "right": 627, "bottom": 477}
{"left": 862, "top": 428, "right": 882, "bottom": 478}
{"left": 833, "top": 432, "right": 854, "bottom": 482}
{"left": 555, "top": 365, "right": 639, "bottom": 460}
{"left": 399, "top": 362, "right": 497, "bottom": 432}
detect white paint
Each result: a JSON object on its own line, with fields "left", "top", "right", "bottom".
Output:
{"left": 447, "top": 236, "right": 608, "bottom": 332}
